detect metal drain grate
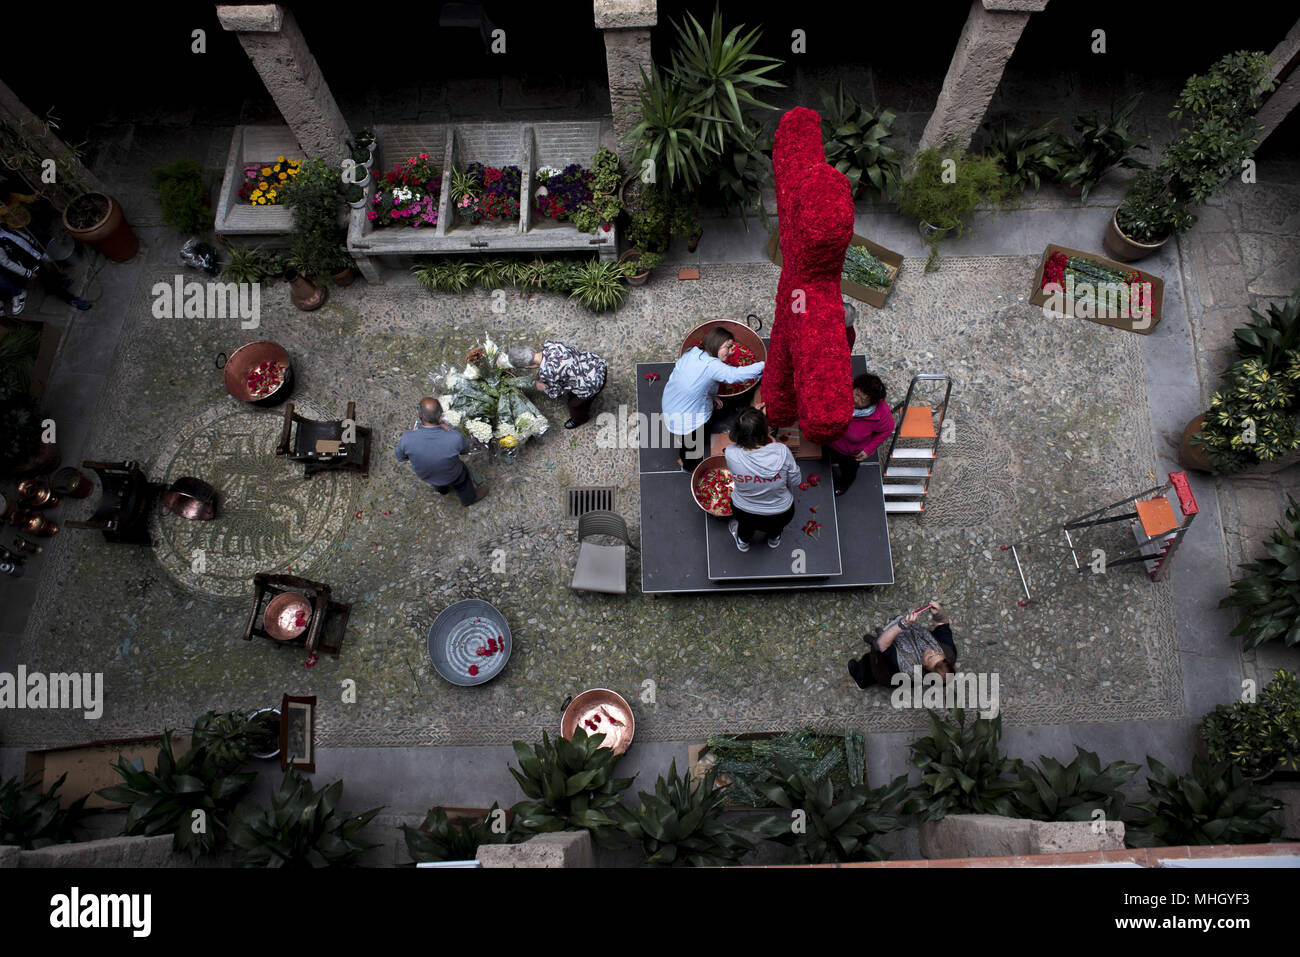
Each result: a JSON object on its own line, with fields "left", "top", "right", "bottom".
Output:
{"left": 566, "top": 486, "right": 615, "bottom": 519}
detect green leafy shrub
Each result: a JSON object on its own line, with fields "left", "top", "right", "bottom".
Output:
{"left": 819, "top": 82, "right": 902, "bottom": 202}
{"left": 567, "top": 259, "right": 627, "bottom": 312}
{"left": 1233, "top": 289, "right": 1300, "bottom": 372}
{"left": 401, "top": 804, "right": 512, "bottom": 864}
{"left": 540, "top": 258, "right": 585, "bottom": 295}
{"left": 1200, "top": 670, "right": 1300, "bottom": 778}
{"left": 898, "top": 146, "right": 1004, "bottom": 272}
{"left": 985, "top": 118, "right": 1071, "bottom": 194}
{"left": 99, "top": 731, "right": 256, "bottom": 860}
{"left": 190, "top": 710, "right": 259, "bottom": 774}
{"left": 508, "top": 728, "right": 634, "bottom": 848}
{"left": 1057, "top": 94, "right": 1149, "bottom": 203}
{"left": 1011, "top": 747, "right": 1139, "bottom": 822}
{"left": 220, "top": 243, "right": 284, "bottom": 285}
{"left": 572, "top": 147, "right": 623, "bottom": 234}
{"left": 1219, "top": 497, "right": 1300, "bottom": 649}
{"left": 153, "top": 158, "right": 210, "bottom": 234}
{"left": 281, "top": 156, "right": 350, "bottom": 279}
{"left": 0, "top": 773, "right": 87, "bottom": 849}
{"left": 620, "top": 250, "right": 664, "bottom": 277}
{"left": 624, "top": 184, "right": 698, "bottom": 254}
{"left": 1192, "top": 355, "right": 1300, "bottom": 472}
{"left": 625, "top": 67, "right": 714, "bottom": 193}
{"left": 902, "top": 709, "right": 1021, "bottom": 820}
{"left": 0, "top": 377, "right": 42, "bottom": 468}
{"left": 228, "top": 769, "right": 382, "bottom": 867}
{"left": 1124, "top": 755, "right": 1281, "bottom": 847}
{"left": 617, "top": 761, "right": 753, "bottom": 866}
{"left": 751, "top": 760, "right": 908, "bottom": 864}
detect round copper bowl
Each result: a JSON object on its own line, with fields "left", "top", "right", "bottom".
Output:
{"left": 222, "top": 340, "right": 294, "bottom": 406}
{"left": 160, "top": 477, "right": 217, "bottom": 521}
{"left": 17, "top": 480, "right": 60, "bottom": 510}
{"left": 50, "top": 467, "right": 93, "bottom": 498}
{"left": 679, "top": 318, "right": 766, "bottom": 399}
{"left": 264, "top": 593, "right": 312, "bottom": 641}
{"left": 561, "top": 689, "right": 635, "bottom": 755}
{"left": 690, "top": 454, "right": 734, "bottom": 517}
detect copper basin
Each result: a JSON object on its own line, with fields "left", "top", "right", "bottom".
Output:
{"left": 561, "top": 689, "right": 635, "bottom": 755}
{"left": 679, "top": 318, "right": 766, "bottom": 398}
{"left": 264, "top": 592, "right": 312, "bottom": 641}
{"left": 17, "top": 480, "right": 59, "bottom": 509}
{"left": 160, "top": 477, "right": 217, "bottom": 521}
{"left": 224, "top": 340, "right": 292, "bottom": 404}
{"left": 691, "top": 454, "right": 734, "bottom": 517}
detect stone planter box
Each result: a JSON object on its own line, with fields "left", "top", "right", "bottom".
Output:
{"left": 215, "top": 125, "right": 305, "bottom": 237}
{"left": 919, "top": 814, "right": 1125, "bottom": 858}
{"left": 347, "top": 121, "right": 616, "bottom": 283}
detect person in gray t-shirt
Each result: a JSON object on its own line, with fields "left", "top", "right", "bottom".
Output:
{"left": 395, "top": 397, "right": 489, "bottom": 506}
{"left": 723, "top": 408, "right": 801, "bottom": 551}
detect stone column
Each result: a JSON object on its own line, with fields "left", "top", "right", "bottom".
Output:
{"left": 1256, "top": 17, "right": 1300, "bottom": 148}
{"left": 0, "top": 79, "right": 105, "bottom": 207}
{"left": 917, "top": 0, "right": 1050, "bottom": 155}
{"left": 215, "top": 4, "right": 350, "bottom": 160}
{"left": 594, "top": 0, "right": 657, "bottom": 164}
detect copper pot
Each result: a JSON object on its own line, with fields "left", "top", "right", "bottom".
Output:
{"left": 561, "top": 689, "right": 635, "bottom": 755}
{"left": 50, "top": 466, "right": 93, "bottom": 498}
{"left": 264, "top": 592, "right": 312, "bottom": 640}
{"left": 17, "top": 480, "right": 60, "bottom": 509}
{"left": 284, "top": 267, "right": 328, "bottom": 311}
{"left": 8, "top": 509, "right": 58, "bottom": 536}
{"left": 690, "top": 454, "right": 734, "bottom": 517}
{"left": 221, "top": 340, "right": 294, "bottom": 406}
{"left": 679, "top": 318, "right": 766, "bottom": 399}
{"left": 160, "top": 477, "right": 217, "bottom": 520}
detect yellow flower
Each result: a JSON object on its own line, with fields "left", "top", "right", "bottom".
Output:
{"left": 278, "top": 172, "right": 287, "bottom": 180}
{"left": 261, "top": 166, "right": 272, "bottom": 176}
{"left": 258, "top": 181, "right": 268, "bottom": 190}
{"left": 256, "top": 197, "right": 266, "bottom": 205}
{"left": 277, "top": 156, "right": 285, "bottom": 163}
{"left": 250, "top": 190, "right": 262, "bottom": 199}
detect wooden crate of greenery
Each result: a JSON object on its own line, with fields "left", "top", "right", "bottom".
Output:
{"left": 24, "top": 734, "right": 192, "bottom": 810}
{"left": 688, "top": 727, "right": 868, "bottom": 808}
{"left": 765, "top": 229, "right": 902, "bottom": 308}
{"left": 1028, "top": 243, "right": 1165, "bottom": 331}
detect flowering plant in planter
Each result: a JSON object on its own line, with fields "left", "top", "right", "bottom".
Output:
{"left": 534, "top": 163, "right": 593, "bottom": 221}
{"left": 455, "top": 163, "right": 521, "bottom": 224}
{"left": 369, "top": 153, "right": 441, "bottom": 227}
{"left": 239, "top": 156, "right": 301, "bottom": 205}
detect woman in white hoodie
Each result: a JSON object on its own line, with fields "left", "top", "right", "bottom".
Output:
{"left": 723, "top": 408, "right": 802, "bottom": 552}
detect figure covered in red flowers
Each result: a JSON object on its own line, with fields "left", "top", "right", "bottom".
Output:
{"left": 760, "top": 107, "right": 855, "bottom": 446}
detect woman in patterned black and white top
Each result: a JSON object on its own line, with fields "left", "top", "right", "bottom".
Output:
{"left": 508, "top": 341, "right": 608, "bottom": 429}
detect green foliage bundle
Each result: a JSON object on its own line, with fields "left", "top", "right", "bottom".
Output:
{"left": 1011, "top": 747, "right": 1140, "bottom": 822}
{"left": 228, "top": 769, "right": 382, "bottom": 867}
{"left": 1124, "top": 755, "right": 1281, "bottom": 847}
{"left": 567, "top": 259, "right": 627, "bottom": 312}
{"left": 153, "top": 158, "right": 210, "bottom": 234}
{"left": 572, "top": 147, "right": 623, "bottom": 234}
{"left": 819, "top": 82, "right": 902, "bottom": 202}
{"left": 1219, "top": 497, "right": 1300, "bottom": 649}
{"left": 624, "top": 184, "right": 699, "bottom": 254}
{"left": 508, "top": 728, "right": 634, "bottom": 848}
{"left": 220, "top": 243, "right": 285, "bottom": 285}
{"left": 411, "top": 254, "right": 625, "bottom": 311}
{"left": 704, "top": 727, "right": 866, "bottom": 808}
{"left": 401, "top": 805, "right": 512, "bottom": 864}
{"left": 902, "top": 709, "right": 1022, "bottom": 820}
{"left": 898, "top": 146, "right": 1004, "bottom": 271}
{"left": 617, "top": 761, "right": 753, "bottom": 867}
{"left": 1056, "top": 94, "right": 1149, "bottom": 203}
{"left": 1200, "top": 670, "right": 1300, "bottom": 778}
{"left": 0, "top": 773, "right": 87, "bottom": 849}
{"left": 281, "top": 156, "right": 350, "bottom": 279}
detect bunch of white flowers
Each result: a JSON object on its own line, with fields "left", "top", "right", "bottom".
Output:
{"left": 516, "top": 413, "right": 549, "bottom": 439}
{"left": 465, "top": 418, "right": 492, "bottom": 442}
{"left": 438, "top": 394, "right": 453, "bottom": 407}
{"left": 445, "top": 372, "right": 462, "bottom": 390}
{"left": 462, "top": 364, "right": 480, "bottom": 380}
{"left": 496, "top": 351, "right": 512, "bottom": 369}
{"left": 441, "top": 409, "right": 462, "bottom": 428}
{"left": 494, "top": 421, "right": 519, "bottom": 440}
{"left": 536, "top": 166, "right": 563, "bottom": 180}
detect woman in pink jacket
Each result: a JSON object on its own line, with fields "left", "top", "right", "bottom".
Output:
{"left": 824, "top": 373, "right": 894, "bottom": 496}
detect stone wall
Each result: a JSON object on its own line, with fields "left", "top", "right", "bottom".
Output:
{"left": 919, "top": 814, "right": 1125, "bottom": 858}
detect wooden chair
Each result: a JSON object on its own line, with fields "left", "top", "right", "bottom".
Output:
{"left": 570, "top": 510, "right": 635, "bottom": 595}
{"left": 275, "top": 401, "right": 371, "bottom": 477}
{"left": 242, "top": 572, "right": 350, "bottom": 657}
{"left": 63, "top": 461, "right": 160, "bottom": 545}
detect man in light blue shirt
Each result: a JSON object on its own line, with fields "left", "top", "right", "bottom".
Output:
{"left": 662, "top": 327, "right": 764, "bottom": 471}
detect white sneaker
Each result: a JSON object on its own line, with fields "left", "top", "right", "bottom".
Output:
{"left": 9, "top": 292, "right": 25, "bottom": 315}
{"left": 767, "top": 534, "right": 782, "bottom": 549}
{"left": 728, "top": 519, "right": 750, "bottom": 552}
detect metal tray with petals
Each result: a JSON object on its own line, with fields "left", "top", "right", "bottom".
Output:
{"left": 427, "top": 599, "right": 512, "bottom": 686}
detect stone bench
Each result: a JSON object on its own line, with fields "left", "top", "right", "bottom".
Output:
{"left": 215, "top": 125, "right": 305, "bottom": 237}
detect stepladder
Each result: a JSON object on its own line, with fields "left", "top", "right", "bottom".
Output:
{"left": 999, "top": 470, "right": 1199, "bottom": 606}
{"left": 882, "top": 373, "right": 953, "bottom": 520}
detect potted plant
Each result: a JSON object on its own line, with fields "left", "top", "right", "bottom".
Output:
{"left": 343, "top": 182, "right": 366, "bottom": 210}
{"left": 624, "top": 184, "right": 697, "bottom": 255}
{"left": 61, "top": 191, "right": 139, "bottom": 262}
{"left": 615, "top": 761, "right": 753, "bottom": 867}
{"left": 507, "top": 727, "right": 634, "bottom": 849}
{"left": 819, "top": 82, "right": 903, "bottom": 202}
{"left": 985, "top": 118, "right": 1071, "bottom": 195}
{"left": 901, "top": 709, "right": 1022, "bottom": 820}
{"left": 1124, "top": 755, "right": 1282, "bottom": 847}
{"left": 1107, "top": 51, "right": 1273, "bottom": 261}
{"left": 898, "top": 146, "right": 1005, "bottom": 273}
{"left": 623, "top": 66, "right": 715, "bottom": 194}
{"left": 618, "top": 248, "right": 662, "bottom": 286}
{"left": 401, "top": 804, "right": 513, "bottom": 864}
{"left": 570, "top": 146, "right": 622, "bottom": 234}
{"left": 567, "top": 259, "right": 628, "bottom": 313}
{"left": 0, "top": 773, "right": 87, "bottom": 849}
{"left": 247, "top": 707, "right": 282, "bottom": 760}
{"left": 219, "top": 242, "right": 282, "bottom": 285}
{"left": 153, "top": 158, "right": 211, "bottom": 234}
{"left": 227, "top": 769, "right": 382, "bottom": 867}
{"left": 349, "top": 139, "right": 373, "bottom": 172}
{"left": 1219, "top": 498, "right": 1300, "bottom": 651}
{"left": 281, "top": 156, "right": 345, "bottom": 308}
{"left": 1009, "top": 747, "right": 1139, "bottom": 822}
{"left": 1200, "top": 670, "right": 1300, "bottom": 781}
{"left": 1056, "top": 94, "right": 1149, "bottom": 202}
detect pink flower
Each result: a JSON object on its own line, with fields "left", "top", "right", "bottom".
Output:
{"left": 367, "top": 210, "right": 378, "bottom": 221}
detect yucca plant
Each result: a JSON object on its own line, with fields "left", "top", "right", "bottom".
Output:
{"left": 0, "top": 773, "right": 87, "bottom": 849}
{"left": 1233, "top": 288, "right": 1300, "bottom": 373}
{"left": 508, "top": 728, "right": 634, "bottom": 848}
{"left": 1220, "top": 497, "right": 1300, "bottom": 649}
{"left": 750, "top": 759, "right": 908, "bottom": 864}
{"left": 624, "top": 67, "right": 715, "bottom": 193}
{"left": 228, "top": 769, "right": 382, "bottom": 868}
{"left": 616, "top": 761, "right": 753, "bottom": 867}
{"left": 986, "top": 118, "right": 1071, "bottom": 194}
{"left": 1011, "top": 747, "right": 1140, "bottom": 822}
{"left": 401, "top": 804, "right": 512, "bottom": 864}
{"left": 99, "top": 731, "right": 256, "bottom": 860}
{"left": 1124, "top": 755, "right": 1281, "bottom": 847}
{"left": 1057, "top": 93, "right": 1149, "bottom": 203}
{"left": 903, "top": 708, "right": 1022, "bottom": 820}
{"left": 567, "top": 259, "right": 627, "bottom": 313}
{"left": 1200, "top": 670, "right": 1300, "bottom": 778}
{"left": 819, "top": 82, "right": 903, "bottom": 202}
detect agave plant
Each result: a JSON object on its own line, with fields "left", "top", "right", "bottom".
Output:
{"left": 508, "top": 728, "right": 634, "bottom": 848}
{"left": 567, "top": 259, "right": 627, "bottom": 313}
{"left": 0, "top": 773, "right": 87, "bottom": 849}
{"left": 1011, "top": 747, "right": 1140, "bottom": 822}
{"left": 191, "top": 710, "right": 260, "bottom": 775}
{"left": 819, "top": 82, "right": 903, "bottom": 202}
{"left": 402, "top": 804, "right": 512, "bottom": 864}
{"left": 1200, "top": 670, "right": 1300, "bottom": 779}
{"left": 750, "top": 759, "right": 908, "bottom": 864}
{"left": 1219, "top": 497, "right": 1300, "bottom": 649}
{"left": 985, "top": 118, "right": 1071, "bottom": 194}
{"left": 902, "top": 708, "right": 1022, "bottom": 820}
{"left": 98, "top": 731, "right": 256, "bottom": 860}
{"left": 624, "top": 67, "right": 715, "bottom": 193}
{"left": 1233, "top": 288, "right": 1300, "bottom": 373}
{"left": 228, "top": 769, "right": 382, "bottom": 868}
{"left": 1057, "top": 93, "right": 1149, "bottom": 203}
{"left": 617, "top": 761, "right": 753, "bottom": 867}
{"left": 1124, "top": 755, "right": 1282, "bottom": 848}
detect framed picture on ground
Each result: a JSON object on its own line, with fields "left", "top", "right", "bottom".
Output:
{"left": 280, "top": 694, "right": 316, "bottom": 772}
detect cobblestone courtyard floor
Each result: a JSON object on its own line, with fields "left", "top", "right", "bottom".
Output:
{"left": 4, "top": 253, "right": 1180, "bottom": 747}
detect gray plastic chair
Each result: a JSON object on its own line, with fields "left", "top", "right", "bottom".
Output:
{"left": 571, "top": 510, "right": 633, "bottom": 595}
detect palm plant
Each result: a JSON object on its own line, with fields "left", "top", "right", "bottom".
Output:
{"left": 0, "top": 773, "right": 87, "bottom": 849}
{"left": 903, "top": 708, "right": 1022, "bottom": 820}
{"left": 1219, "top": 497, "right": 1300, "bottom": 649}
{"left": 819, "top": 82, "right": 903, "bottom": 202}
{"left": 624, "top": 67, "right": 715, "bottom": 193}
{"left": 1124, "top": 755, "right": 1281, "bottom": 847}
{"left": 986, "top": 118, "right": 1071, "bottom": 193}
{"left": 617, "top": 761, "right": 753, "bottom": 867}
{"left": 1011, "top": 747, "right": 1140, "bottom": 822}
{"left": 508, "top": 728, "right": 634, "bottom": 848}
{"left": 228, "top": 769, "right": 382, "bottom": 868}
{"left": 401, "top": 804, "right": 512, "bottom": 864}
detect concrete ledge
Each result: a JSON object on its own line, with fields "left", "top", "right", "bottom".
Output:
{"left": 13, "top": 835, "right": 184, "bottom": 868}
{"left": 775, "top": 842, "right": 1300, "bottom": 867}
{"left": 982, "top": 0, "right": 1049, "bottom": 11}
{"left": 594, "top": 0, "right": 657, "bottom": 30}
{"left": 476, "top": 831, "right": 594, "bottom": 868}
{"left": 920, "top": 814, "right": 1124, "bottom": 859}
{"left": 216, "top": 4, "right": 284, "bottom": 33}
{"left": 0, "top": 845, "right": 19, "bottom": 868}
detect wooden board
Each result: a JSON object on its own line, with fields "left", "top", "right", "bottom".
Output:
{"left": 25, "top": 735, "right": 192, "bottom": 810}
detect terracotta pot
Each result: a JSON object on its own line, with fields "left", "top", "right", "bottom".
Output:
{"left": 284, "top": 267, "right": 327, "bottom": 311}
{"left": 331, "top": 266, "right": 356, "bottom": 287}
{"left": 618, "top": 249, "right": 650, "bottom": 287}
{"left": 1178, "top": 414, "right": 1215, "bottom": 473}
{"left": 62, "top": 192, "right": 139, "bottom": 262}
{"left": 1103, "top": 209, "right": 1169, "bottom": 262}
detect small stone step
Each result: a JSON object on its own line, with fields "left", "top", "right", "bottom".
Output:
{"left": 883, "top": 484, "right": 927, "bottom": 496}
{"left": 885, "top": 466, "right": 931, "bottom": 478}
{"left": 885, "top": 501, "right": 924, "bottom": 513}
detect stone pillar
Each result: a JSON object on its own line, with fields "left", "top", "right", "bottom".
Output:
{"left": 0, "top": 80, "right": 105, "bottom": 208}
{"left": 216, "top": 4, "right": 350, "bottom": 160}
{"left": 594, "top": 0, "right": 657, "bottom": 164}
{"left": 1256, "top": 18, "right": 1300, "bottom": 148}
{"left": 917, "top": 0, "right": 1050, "bottom": 155}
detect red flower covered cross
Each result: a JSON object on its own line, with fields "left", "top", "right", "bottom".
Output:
{"left": 760, "top": 107, "right": 855, "bottom": 445}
